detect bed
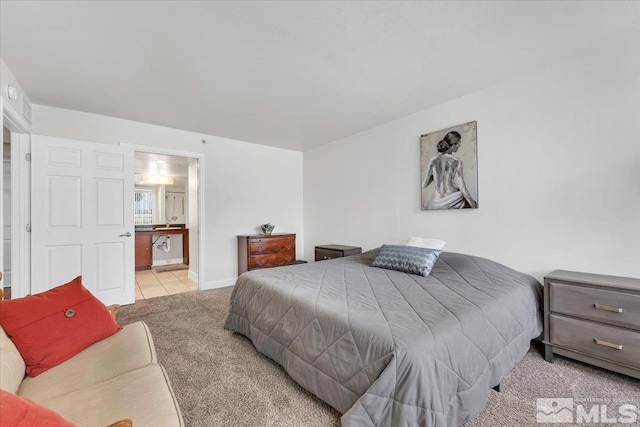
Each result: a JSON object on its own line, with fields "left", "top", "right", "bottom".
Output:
{"left": 224, "top": 249, "right": 543, "bottom": 426}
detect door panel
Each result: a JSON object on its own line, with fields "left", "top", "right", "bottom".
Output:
{"left": 48, "top": 176, "right": 81, "bottom": 227}
{"left": 32, "top": 135, "right": 134, "bottom": 305}
{"left": 95, "top": 152, "right": 124, "bottom": 171}
{"left": 47, "top": 146, "right": 81, "bottom": 167}
{"left": 96, "top": 242, "right": 124, "bottom": 291}
{"left": 43, "top": 244, "right": 82, "bottom": 293}
{"left": 96, "top": 179, "right": 124, "bottom": 226}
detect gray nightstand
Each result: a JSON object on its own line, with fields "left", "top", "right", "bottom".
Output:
{"left": 543, "top": 270, "right": 640, "bottom": 379}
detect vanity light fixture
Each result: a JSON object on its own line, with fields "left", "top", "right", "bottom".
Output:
{"left": 142, "top": 175, "right": 174, "bottom": 185}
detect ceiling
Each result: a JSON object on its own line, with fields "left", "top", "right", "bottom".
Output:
{"left": 1, "top": 2, "right": 638, "bottom": 151}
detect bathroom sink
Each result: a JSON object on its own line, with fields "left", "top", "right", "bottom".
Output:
{"left": 135, "top": 224, "right": 185, "bottom": 232}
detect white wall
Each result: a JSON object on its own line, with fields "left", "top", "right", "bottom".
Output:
{"left": 304, "top": 47, "right": 640, "bottom": 281}
{"left": 33, "top": 105, "right": 304, "bottom": 288}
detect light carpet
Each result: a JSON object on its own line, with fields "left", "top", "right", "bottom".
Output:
{"left": 118, "top": 287, "right": 639, "bottom": 427}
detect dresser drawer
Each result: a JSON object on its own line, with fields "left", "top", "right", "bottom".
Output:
{"left": 238, "top": 233, "right": 296, "bottom": 274}
{"left": 249, "top": 237, "right": 295, "bottom": 255}
{"left": 248, "top": 252, "right": 295, "bottom": 270}
{"left": 550, "top": 314, "right": 640, "bottom": 368}
{"left": 550, "top": 282, "right": 640, "bottom": 330}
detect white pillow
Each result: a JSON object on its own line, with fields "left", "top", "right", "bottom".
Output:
{"left": 404, "top": 236, "right": 446, "bottom": 250}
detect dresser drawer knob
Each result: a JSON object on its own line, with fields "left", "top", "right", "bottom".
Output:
{"left": 594, "top": 303, "right": 624, "bottom": 313}
{"left": 594, "top": 338, "right": 624, "bottom": 350}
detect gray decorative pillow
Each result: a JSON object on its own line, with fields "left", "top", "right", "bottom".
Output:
{"left": 371, "top": 244, "right": 441, "bottom": 277}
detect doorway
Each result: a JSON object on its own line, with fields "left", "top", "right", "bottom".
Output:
{"left": 1, "top": 110, "right": 30, "bottom": 301}
{"left": 133, "top": 150, "right": 200, "bottom": 300}
{"left": 11, "top": 135, "right": 203, "bottom": 305}
{"left": 2, "top": 127, "right": 11, "bottom": 298}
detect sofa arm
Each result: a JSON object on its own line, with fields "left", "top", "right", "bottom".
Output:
{"left": 106, "top": 419, "right": 133, "bottom": 427}
{"left": 107, "top": 304, "right": 120, "bottom": 321}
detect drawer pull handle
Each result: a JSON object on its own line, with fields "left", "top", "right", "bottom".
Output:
{"left": 594, "top": 303, "right": 623, "bottom": 313}
{"left": 594, "top": 338, "right": 623, "bottom": 350}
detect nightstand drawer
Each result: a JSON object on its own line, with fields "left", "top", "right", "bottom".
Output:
{"left": 248, "top": 237, "right": 294, "bottom": 255}
{"left": 550, "top": 314, "right": 640, "bottom": 368}
{"left": 550, "top": 282, "right": 640, "bottom": 330}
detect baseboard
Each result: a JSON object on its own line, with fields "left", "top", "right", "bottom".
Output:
{"left": 152, "top": 258, "right": 184, "bottom": 266}
{"left": 201, "top": 277, "right": 237, "bottom": 290}
{"left": 188, "top": 270, "right": 198, "bottom": 282}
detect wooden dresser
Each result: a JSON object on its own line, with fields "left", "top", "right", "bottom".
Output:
{"left": 237, "top": 233, "right": 296, "bottom": 275}
{"left": 543, "top": 270, "right": 640, "bottom": 379}
{"left": 315, "top": 244, "right": 362, "bottom": 261}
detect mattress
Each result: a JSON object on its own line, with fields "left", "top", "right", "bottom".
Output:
{"left": 224, "top": 249, "right": 543, "bottom": 426}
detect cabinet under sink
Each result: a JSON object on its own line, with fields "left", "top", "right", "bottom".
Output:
{"left": 134, "top": 226, "right": 189, "bottom": 271}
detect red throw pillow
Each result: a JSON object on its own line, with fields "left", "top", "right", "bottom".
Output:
{"left": 0, "top": 389, "right": 76, "bottom": 426}
{"left": 0, "top": 276, "right": 121, "bottom": 377}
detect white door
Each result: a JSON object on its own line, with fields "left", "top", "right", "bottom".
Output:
{"left": 31, "top": 135, "right": 135, "bottom": 305}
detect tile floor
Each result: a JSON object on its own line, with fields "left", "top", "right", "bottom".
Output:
{"left": 135, "top": 268, "right": 198, "bottom": 300}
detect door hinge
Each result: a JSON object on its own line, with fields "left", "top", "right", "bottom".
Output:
{"left": 25, "top": 153, "right": 31, "bottom": 162}
{"left": 26, "top": 224, "right": 31, "bottom": 232}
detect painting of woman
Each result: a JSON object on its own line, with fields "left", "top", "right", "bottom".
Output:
{"left": 421, "top": 122, "right": 478, "bottom": 210}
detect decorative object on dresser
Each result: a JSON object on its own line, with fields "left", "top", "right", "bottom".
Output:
{"left": 543, "top": 270, "right": 640, "bottom": 379}
{"left": 314, "top": 244, "right": 362, "bottom": 261}
{"left": 259, "top": 223, "right": 275, "bottom": 236}
{"left": 237, "top": 233, "right": 295, "bottom": 275}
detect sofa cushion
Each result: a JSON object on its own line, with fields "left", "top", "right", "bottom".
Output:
{"left": 0, "top": 389, "right": 75, "bottom": 427}
{"left": 0, "top": 276, "right": 121, "bottom": 377}
{"left": 0, "top": 327, "right": 26, "bottom": 393}
{"left": 19, "top": 321, "right": 157, "bottom": 402}
{"left": 39, "top": 364, "right": 184, "bottom": 427}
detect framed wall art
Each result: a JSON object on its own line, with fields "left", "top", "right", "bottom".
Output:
{"left": 420, "top": 121, "right": 478, "bottom": 210}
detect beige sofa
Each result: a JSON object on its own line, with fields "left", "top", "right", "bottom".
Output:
{"left": 0, "top": 320, "right": 184, "bottom": 426}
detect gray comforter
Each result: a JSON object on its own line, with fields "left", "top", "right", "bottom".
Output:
{"left": 224, "top": 250, "right": 543, "bottom": 426}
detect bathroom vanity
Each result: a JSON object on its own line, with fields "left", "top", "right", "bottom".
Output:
{"left": 135, "top": 225, "right": 190, "bottom": 271}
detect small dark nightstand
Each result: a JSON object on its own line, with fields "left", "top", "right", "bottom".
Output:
{"left": 315, "top": 244, "right": 362, "bottom": 261}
